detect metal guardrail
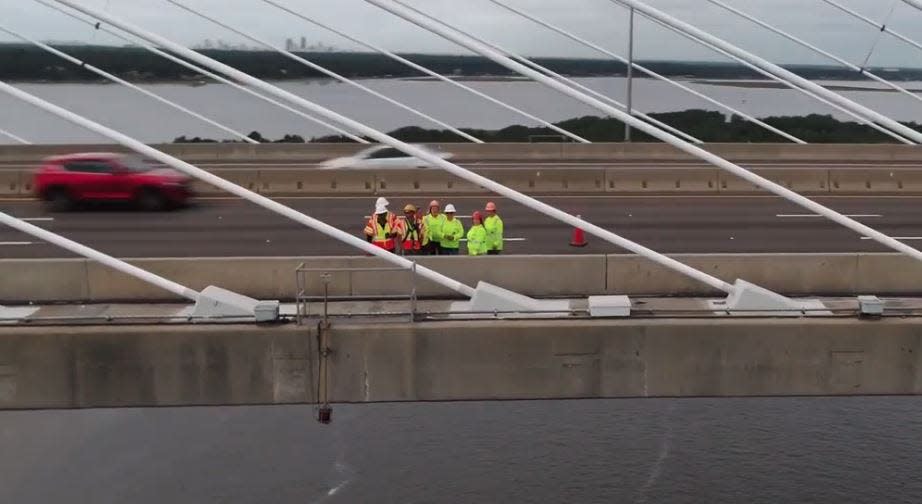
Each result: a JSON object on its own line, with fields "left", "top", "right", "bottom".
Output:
{"left": 295, "top": 262, "right": 419, "bottom": 324}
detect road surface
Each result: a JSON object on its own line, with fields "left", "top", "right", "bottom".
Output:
{"left": 2, "top": 194, "right": 921, "bottom": 258}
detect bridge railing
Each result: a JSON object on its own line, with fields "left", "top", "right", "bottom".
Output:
{"left": 296, "top": 263, "right": 419, "bottom": 324}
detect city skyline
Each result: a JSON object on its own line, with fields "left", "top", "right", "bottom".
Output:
{"left": 1, "top": 0, "right": 922, "bottom": 65}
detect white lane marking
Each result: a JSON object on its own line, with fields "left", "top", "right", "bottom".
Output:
{"left": 0, "top": 241, "right": 34, "bottom": 246}
{"left": 21, "top": 217, "right": 54, "bottom": 222}
{"left": 777, "top": 213, "right": 882, "bottom": 218}
{"left": 459, "top": 237, "right": 526, "bottom": 242}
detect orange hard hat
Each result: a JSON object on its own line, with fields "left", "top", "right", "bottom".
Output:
{"left": 429, "top": 200, "right": 440, "bottom": 208}
{"left": 472, "top": 211, "right": 483, "bottom": 222}
{"left": 485, "top": 201, "right": 497, "bottom": 211}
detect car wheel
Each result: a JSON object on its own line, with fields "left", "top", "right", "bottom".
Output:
{"left": 136, "top": 188, "right": 166, "bottom": 212}
{"left": 47, "top": 188, "right": 74, "bottom": 212}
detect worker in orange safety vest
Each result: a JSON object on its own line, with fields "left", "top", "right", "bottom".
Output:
{"left": 400, "top": 204, "right": 423, "bottom": 255}
{"left": 364, "top": 197, "right": 402, "bottom": 252}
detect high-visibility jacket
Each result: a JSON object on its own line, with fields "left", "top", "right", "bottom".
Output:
{"left": 422, "top": 213, "right": 446, "bottom": 246}
{"left": 484, "top": 214, "right": 504, "bottom": 251}
{"left": 402, "top": 216, "right": 422, "bottom": 252}
{"left": 364, "top": 213, "right": 399, "bottom": 251}
{"left": 466, "top": 224, "right": 488, "bottom": 256}
{"left": 440, "top": 218, "right": 464, "bottom": 250}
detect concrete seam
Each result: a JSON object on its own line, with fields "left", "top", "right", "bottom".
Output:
{"left": 604, "top": 253, "right": 609, "bottom": 293}
{"left": 82, "top": 258, "right": 91, "bottom": 302}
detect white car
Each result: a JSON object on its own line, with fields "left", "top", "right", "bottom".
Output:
{"left": 319, "top": 144, "right": 453, "bottom": 170}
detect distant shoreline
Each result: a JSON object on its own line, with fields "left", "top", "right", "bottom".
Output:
{"left": 6, "top": 43, "right": 922, "bottom": 83}
{"left": 692, "top": 79, "right": 922, "bottom": 92}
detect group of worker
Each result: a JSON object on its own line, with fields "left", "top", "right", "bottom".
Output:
{"left": 364, "top": 197, "right": 504, "bottom": 256}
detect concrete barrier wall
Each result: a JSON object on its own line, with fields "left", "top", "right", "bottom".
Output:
{"left": 2, "top": 318, "right": 920, "bottom": 409}
{"left": 2, "top": 253, "right": 920, "bottom": 304}
{"left": 13, "top": 166, "right": 922, "bottom": 197}
{"left": 7, "top": 142, "right": 922, "bottom": 164}
{"left": 9, "top": 142, "right": 922, "bottom": 197}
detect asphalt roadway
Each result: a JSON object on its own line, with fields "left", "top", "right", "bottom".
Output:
{"left": 2, "top": 194, "right": 922, "bottom": 258}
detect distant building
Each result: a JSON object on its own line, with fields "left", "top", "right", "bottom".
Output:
{"left": 300, "top": 37, "right": 306, "bottom": 50}
{"left": 285, "top": 38, "right": 295, "bottom": 51}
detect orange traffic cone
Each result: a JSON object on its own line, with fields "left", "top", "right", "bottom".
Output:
{"left": 570, "top": 215, "right": 588, "bottom": 247}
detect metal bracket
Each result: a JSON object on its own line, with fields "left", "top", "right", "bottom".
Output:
{"left": 0, "top": 305, "right": 39, "bottom": 323}
{"left": 191, "top": 286, "right": 280, "bottom": 321}
{"left": 710, "top": 279, "right": 828, "bottom": 316}
{"left": 450, "top": 281, "right": 572, "bottom": 318}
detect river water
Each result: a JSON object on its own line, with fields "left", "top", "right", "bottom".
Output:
{"left": 1, "top": 397, "right": 921, "bottom": 503}
{"left": 2, "top": 77, "right": 921, "bottom": 144}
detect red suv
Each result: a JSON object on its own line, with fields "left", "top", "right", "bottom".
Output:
{"left": 34, "top": 153, "right": 193, "bottom": 211}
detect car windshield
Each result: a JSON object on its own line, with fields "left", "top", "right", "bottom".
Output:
{"left": 358, "top": 145, "right": 437, "bottom": 159}
{"left": 118, "top": 155, "right": 158, "bottom": 172}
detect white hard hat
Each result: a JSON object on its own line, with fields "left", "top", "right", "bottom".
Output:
{"left": 375, "top": 204, "right": 388, "bottom": 215}
{"left": 375, "top": 197, "right": 389, "bottom": 208}
{"left": 444, "top": 204, "right": 457, "bottom": 213}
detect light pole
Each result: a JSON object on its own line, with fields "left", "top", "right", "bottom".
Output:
{"left": 625, "top": 7, "right": 635, "bottom": 142}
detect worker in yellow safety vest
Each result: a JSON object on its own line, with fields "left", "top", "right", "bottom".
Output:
{"left": 439, "top": 204, "right": 464, "bottom": 255}
{"left": 364, "top": 197, "right": 401, "bottom": 252}
{"left": 466, "top": 211, "right": 488, "bottom": 256}
{"left": 421, "top": 199, "right": 445, "bottom": 255}
{"left": 401, "top": 204, "right": 422, "bottom": 255}
{"left": 483, "top": 201, "right": 504, "bottom": 255}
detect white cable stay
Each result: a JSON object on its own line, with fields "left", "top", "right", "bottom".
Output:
{"left": 0, "top": 24, "right": 258, "bottom": 145}
{"left": 706, "top": 0, "right": 922, "bottom": 111}
{"left": 822, "top": 0, "right": 922, "bottom": 58}
{"left": 0, "top": 209, "right": 199, "bottom": 300}
{"left": 33, "top": 0, "right": 368, "bottom": 144}
{"left": 383, "top": 0, "right": 702, "bottom": 144}
{"left": 164, "top": 0, "right": 483, "bottom": 144}
{"left": 0, "top": 79, "right": 478, "bottom": 298}
{"left": 633, "top": 8, "right": 914, "bottom": 145}
{"left": 488, "top": 0, "right": 806, "bottom": 144}
{"left": 49, "top": 0, "right": 749, "bottom": 295}
{"left": 367, "top": 0, "right": 922, "bottom": 267}
{"left": 604, "top": 0, "right": 922, "bottom": 144}
{"left": 0, "top": 128, "right": 31, "bottom": 144}
{"left": 256, "top": 0, "right": 590, "bottom": 144}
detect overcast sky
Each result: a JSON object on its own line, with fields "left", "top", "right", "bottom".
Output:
{"left": 3, "top": 0, "right": 922, "bottom": 66}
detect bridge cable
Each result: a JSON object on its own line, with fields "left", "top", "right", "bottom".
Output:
{"left": 374, "top": 0, "right": 702, "bottom": 144}
{"left": 488, "top": 0, "right": 806, "bottom": 144}
{"left": 256, "top": 0, "right": 590, "bottom": 144}
{"left": 0, "top": 128, "right": 31, "bottom": 145}
{"left": 821, "top": 0, "right": 922, "bottom": 75}
{"left": 704, "top": 0, "right": 922, "bottom": 124}
{"left": 33, "top": 0, "right": 369, "bottom": 143}
{"left": 0, "top": 23, "right": 260, "bottom": 145}
{"left": 163, "top": 0, "right": 485, "bottom": 144}
{"left": 608, "top": 0, "right": 922, "bottom": 143}
{"left": 632, "top": 10, "right": 913, "bottom": 144}
{"left": 858, "top": 0, "right": 899, "bottom": 71}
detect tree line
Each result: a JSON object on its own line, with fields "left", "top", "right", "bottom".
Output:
{"left": 172, "top": 110, "right": 922, "bottom": 144}
{"left": 5, "top": 43, "right": 922, "bottom": 82}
